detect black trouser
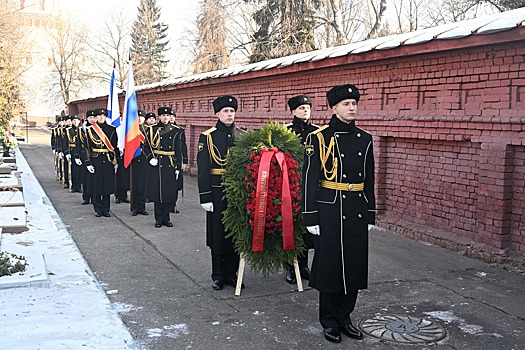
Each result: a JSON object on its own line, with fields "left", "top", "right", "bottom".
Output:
{"left": 211, "top": 251, "right": 240, "bottom": 282}
{"left": 115, "top": 188, "right": 128, "bottom": 201}
{"left": 154, "top": 202, "right": 173, "bottom": 224}
{"left": 319, "top": 290, "right": 359, "bottom": 329}
{"left": 132, "top": 190, "right": 146, "bottom": 212}
{"left": 58, "top": 156, "right": 63, "bottom": 180}
{"left": 81, "top": 167, "right": 91, "bottom": 202}
{"left": 71, "top": 162, "right": 82, "bottom": 192}
{"left": 63, "top": 159, "right": 70, "bottom": 188}
{"left": 93, "top": 195, "right": 110, "bottom": 214}
{"left": 171, "top": 190, "right": 180, "bottom": 212}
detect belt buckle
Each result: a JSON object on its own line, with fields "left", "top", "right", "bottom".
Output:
{"left": 348, "top": 183, "right": 354, "bottom": 191}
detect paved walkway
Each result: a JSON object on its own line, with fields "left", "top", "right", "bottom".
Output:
{"left": 1, "top": 133, "right": 524, "bottom": 349}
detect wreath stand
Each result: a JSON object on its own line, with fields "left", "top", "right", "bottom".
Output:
{"left": 235, "top": 256, "right": 303, "bottom": 296}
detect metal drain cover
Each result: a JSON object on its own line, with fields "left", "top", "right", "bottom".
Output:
{"left": 359, "top": 315, "right": 446, "bottom": 343}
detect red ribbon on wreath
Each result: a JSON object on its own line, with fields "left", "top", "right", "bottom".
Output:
{"left": 252, "top": 148, "right": 295, "bottom": 252}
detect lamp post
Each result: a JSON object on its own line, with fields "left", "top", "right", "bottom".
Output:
{"left": 20, "top": 111, "right": 28, "bottom": 143}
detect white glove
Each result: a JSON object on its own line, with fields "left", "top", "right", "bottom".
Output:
{"left": 175, "top": 170, "right": 180, "bottom": 180}
{"left": 87, "top": 165, "right": 95, "bottom": 173}
{"left": 66, "top": 154, "right": 71, "bottom": 161}
{"left": 52, "top": 149, "right": 56, "bottom": 155}
{"left": 119, "top": 149, "right": 124, "bottom": 157}
{"left": 75, "top": 158, "right": 82, "bottom": 166}
{"left": 149, "top": 158, "right": 158, "bottom": 166}
{"left": 307, "top": 225, "right": 320, "bottom": 235}
{"left": 201, "top": 202, "right": 214, "bottom": 212}
{"left": 368, "top": 224, "right": 375, "bottom": 231}
{"left": 58, "top": 152, "right": 64, "bottom": 160}
{"left": 114, "top": 164, "right": 119, "bottom": 173}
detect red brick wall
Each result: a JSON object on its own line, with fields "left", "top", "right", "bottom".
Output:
{"left": 69, "top": 28, "right": 525, "bottom": 266}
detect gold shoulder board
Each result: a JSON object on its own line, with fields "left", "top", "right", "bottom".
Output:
{"left": 310, "top": 125, "right": 329, "bottom": 135}
{"left": 202, "top": 127, "right": 216, "bottom": 135}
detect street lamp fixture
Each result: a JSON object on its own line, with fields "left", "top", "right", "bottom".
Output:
{"left": 20, "top": 111, "right": 28, "bottom": 144}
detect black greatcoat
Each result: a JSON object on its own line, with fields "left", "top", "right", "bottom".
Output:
{"left": 287, "top": 116, "right": 319, "bottom": 250}
{"left": 84, "top": 122, "right": 118, "bottom": 196}
{"left": 143, "top": 121, "right": 182, "bottom": 203}
{"left": 197, "top": 121, "right": 243, "bottom": 254}
{"left": 302, "top": 115, "right": 375, "bottom": 294}
{"left": 78, "top": 124, "right": 93, "bottom": 198}
{"left": 65, "top": 125, "right": 82, "bottom": 191}
{"left": 172, "top": 122, "right": 188, "bottom": 193}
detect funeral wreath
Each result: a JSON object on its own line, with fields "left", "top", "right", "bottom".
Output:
{"left": 223, "top": 122, "right": 306, "bottom": 276}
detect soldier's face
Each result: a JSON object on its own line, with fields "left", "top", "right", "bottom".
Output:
{"left": 65, "top": 119, "right": 72, "bottom": 126}
{"left": 96, "top": 114, "right": 107, "bottom": 124}
{"left": 217, "top": 107, "right": 235, "bottom": 126}
{"left": 139, "top": 116, "right": 145, "bottom": 125}
{"left": 72, "top": 119, "right": 80, "bottom": 127}
{"left": 332, "top": 99, "right": 358, "bottom": 123}
{"left": 159, "top": 113, "right": 170, "bottom": 124}
{"left": 146, "top": 117, "right": 156, "bottom": 125}
{"left": 87, "top": 116, "right": 96, "bottom": 124}
{"left": 292, "top": 104, "right": 311, "bottom": 121}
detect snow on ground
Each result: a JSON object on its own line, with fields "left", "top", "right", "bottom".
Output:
{"left": 0, "top": 148, "right": 139, "bottom": 349}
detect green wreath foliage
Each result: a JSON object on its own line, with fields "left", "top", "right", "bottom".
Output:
{"left": 223, "top": 122, "right": 306, "bottom": 276}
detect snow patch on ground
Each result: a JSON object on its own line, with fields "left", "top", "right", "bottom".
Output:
{"left": 424, "top": 310, "right": 484, "bottom": 335}
{"left": 147, "top": 324, "right": 189, "bottom": 338}
{"left": 113, "top": 302, "right": 142, "bottom": 313}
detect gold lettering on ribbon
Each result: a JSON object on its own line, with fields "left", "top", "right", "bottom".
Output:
{"left": 253, "top": 170, "right": 268, "bottom": 249}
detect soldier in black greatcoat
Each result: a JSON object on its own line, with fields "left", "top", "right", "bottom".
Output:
{"left": 78, "top": 111, "right": 96, "bottom": 205}
{"left": 130, "top": 110, "right": 149, "bottom": 216}
{"left": 61, "top": 116, "right": 73, "bottom": 189}
{"left": 197, "top": 95, "right": 245, "bottom": 291}
{"left": 50, "top": 116, "right": 63, "bottom": 181}
{"left": 302, "top": 85, "right": 375, "bottom": 343}
{"left": 143, "top": 107, "right": 183, "bottom": 228}
{"left": 168, "top": 110, "right": 188, "bottom": 213}
{"left": 84, "top": 108, "right": 119, "bottom": 217}
{"left": 54, "top": 117, "right": 66, "bottom": 183}
{"left": 285, "top": 94, "right": 319, "bottom": 285}
{"left": 65, "top": 115, "right": 82, "bottom": 193}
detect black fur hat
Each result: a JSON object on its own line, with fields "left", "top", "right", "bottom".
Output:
{"left": 212, "top": 95, "right": 238, "bottom": 113}
{"left": 287, "top": 94, "right": 312, "bottom": 111}
{"left": 93, "top": 108, "right": 108, "bottom": 116}
{"left": 158, "top": 106, "right": 172, "bottom": 116}
{"left": 326, "top": 84, "right": 360, "bottom": 108}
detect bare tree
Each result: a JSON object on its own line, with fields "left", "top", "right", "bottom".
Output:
{"left": 365, "top": 0, "right": 389, "bottom": 39}
{"left": 83, "top": 8, "right": 132, "bottom": 89}
{"left": 426, "top": 0, "right": 504, "bottom": 25}
{"left": 192, "top": 0, "right": 231, "bottom": 73}
{"left": 318, "top": 0, "right": 367, "bottom": 47}
{"left": 392, "top": 0, "right": 431, "bottom": 33}
{"left": 46, "top": 17, "right": 89, "bottom": 107}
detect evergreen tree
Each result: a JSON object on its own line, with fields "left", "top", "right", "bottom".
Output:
{"left": 249, "top": 0, "right": 319, "bottom": 63}
{"left": 130, "top": 0, "right": 170, "bottom": 85}
{"left": 193, "top": 0, "right": 230, "bottom": 73}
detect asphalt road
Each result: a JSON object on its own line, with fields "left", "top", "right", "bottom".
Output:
{"left": 19, "top": 127, "right": 525, "bottom": 350}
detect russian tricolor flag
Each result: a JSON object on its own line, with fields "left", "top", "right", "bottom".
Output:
{"left": 122, "top": 60, "right": 144, "bottom": 168}
{"left": 107, "top": 67, "right": 123, "bottom": 149}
